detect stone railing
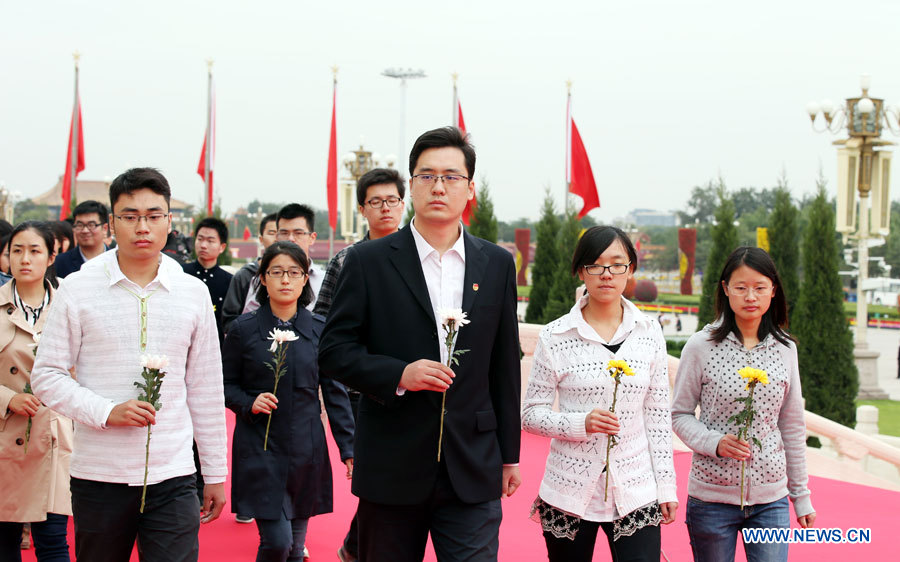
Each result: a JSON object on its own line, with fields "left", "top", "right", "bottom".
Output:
{"left": 517, "top": 322, "right": 900, "bottom": 485}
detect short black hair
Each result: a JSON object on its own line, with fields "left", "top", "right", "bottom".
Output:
{"left": 408, "top": 126, "right": 475, "bottom": 179}
{"left": 255, "top": 241, "right": 314, "bottom": 308}
{"left": 276, "top": 203, "right": 315, "bottom": 232}
{"left": 259, "top": 213, "right": 277, "bottom": 235}
{"left": 51, "top": 221, "right": 75, "bottom": 249}
{"left": 570, "top": 225, "right": 638, "bottom": 276}
{"left": 194, "top": 217, "right": 229, "bottom": 245}
{"left": 73, "top": 200, "right": 110, "bottom": 224}
{"left": 0, "top": 220, "right": 12, "bottom": 240}
{"left": 109, "top": 167, "right": 171, "bottom": 211}
{"left": 356, "top": 168, "right": 406, "bottom": 206}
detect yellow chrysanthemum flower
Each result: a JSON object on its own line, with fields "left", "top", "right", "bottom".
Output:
{"left": 738, "top": 367, "right": 769, "bottom": 388}
{"left": 607, "top": 359, "right": 635, "bottom": 377}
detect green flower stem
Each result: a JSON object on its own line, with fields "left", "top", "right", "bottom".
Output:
{"left": 263, "top": 344, "right": 287, "bottom": 452}
{"left": 437, "top": 391, "right": 447, "bottom": 462}
{"left": 604, "top": 375, "right": 622, "bottom": 502}
{"left": 739, "top": 383, "right": 757, "bottom": 509}
{"left": 140, "top": 424, "right": 152, "bottom": 513}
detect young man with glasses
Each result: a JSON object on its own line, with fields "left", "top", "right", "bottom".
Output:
{"left": 320, "top": 127, "right": 522, "bottom": 561}
{"left": 275, "top": 203, "right": 323, "bottom": 310}
{"left": 31, "top": 167, "right": 228, "bottom": 561}
{"left": 54, "top": 200, "right": 110, "bottom": 278}
{"left": 183, "top": 217, "right": 233, "bottom": 344}
{"left": 313, "top": 167, "right": 405, "bottom": 562}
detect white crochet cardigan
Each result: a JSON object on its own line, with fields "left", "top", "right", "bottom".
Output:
{"left": 522, "top": 296, "right": 677, "bottom": 518}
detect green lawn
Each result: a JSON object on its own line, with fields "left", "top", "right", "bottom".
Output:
{"left": 856, "top": 400, "right": 900, "bottom": 437}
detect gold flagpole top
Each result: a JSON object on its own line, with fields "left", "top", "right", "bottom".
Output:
{"left": 331, "top": 64, "right": 338, "bottom": 83}
{"left": 73, "top": 50, "right": 81, "bottom": 68}
{"left": 452, "top": 72, "right": 458, "bottom": 87}
{"left": 206, "top": 58, "right": 214, "bottom": 73}
{"left": 566, "top": 79, "right": 572, "bottom": 95}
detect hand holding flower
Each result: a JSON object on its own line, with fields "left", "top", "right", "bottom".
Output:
{"left": 8, "top": 392, "right": 41, "bottom": 417}
{"left": 716, "top": 434, "right": 751, "bottom": 460}
{"left": 251, "top": 392, "right": 278, "bottom": 415}
{"left": 584, "top": 408, "right": 620, "bottom": 435}
{"left": 135, "top": 354, "right": 168, "bottom": 513}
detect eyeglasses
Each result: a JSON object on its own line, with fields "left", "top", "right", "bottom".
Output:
{"left": 73, "top": 221, "right": 104, "bottom": 232}
{"left": 266, "top": 268, "right": 308, "bottom": 280}
{"left": 114, "top": 213, "right": 168, "bottom": 226}
{"left": 278, "top": 229, "right": 311, "bottom": 239}
{"left": 727, "top": 285, "right": 774, "bottom": 297}
{"left": 583, "top": 263, "right": 631, "bottom": 276}
{"left": 365, "top": 196, "right": 402, "bottom": 209}
{"left": 411, "top": 174, "right": 470, "bottom": 187}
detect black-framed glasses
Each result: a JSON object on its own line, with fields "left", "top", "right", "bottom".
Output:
{"left": 583, "top": 263, "right": 631, "bottom": 276}
{"left": 411, "top": 174, "right": 470, "bottom": 187}
{"left": 73, "top": 221, "right": 104, "bottom": 232}
{"left": 114, "top": 213, "right": 168, "bottom": 226}
{"left": 266, "top": 268, "right": 308, "bottom": 280}
{"left": 365, "top": 196, "right": 402, "bottom": 209}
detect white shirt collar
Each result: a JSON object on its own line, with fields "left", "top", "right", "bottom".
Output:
{"left": 410, "top": 219, "right": 466, "bottom": 264}
{"left": 98, "top": 249, "right": 176, "bottom": 292}
{"left": 552, "top": 293, "right": 646, "bottom": 345}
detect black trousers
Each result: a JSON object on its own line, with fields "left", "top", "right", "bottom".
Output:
{"left": 357, "top": 462, "right": 501, "bottom": 562}
{"left": 71, "top": 475, "right": 200, "bottom": 562}
{"left": 543, "top": 517, "right": 661, "bottom": 562}
{"left": 342, "top": 390, "right": 361, "bottom": 557}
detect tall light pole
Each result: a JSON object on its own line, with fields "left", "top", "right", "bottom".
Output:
{"left": 807, "top": 74, "right": 898, "bottom": 399}
{"left": 382, "top": 68, "right": 426, "bottom": 175}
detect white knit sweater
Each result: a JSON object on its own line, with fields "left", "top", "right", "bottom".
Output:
{"left": 522, "top": 296, "right": 677, "bottom": 518}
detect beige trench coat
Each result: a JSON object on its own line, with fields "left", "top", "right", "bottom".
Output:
{"left": 0, "top": 282, "right": 73, "bottom": 522}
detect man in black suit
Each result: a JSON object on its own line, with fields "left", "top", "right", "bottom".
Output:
{"left": 319, "top": 127, "right": 521, "bottom": 562}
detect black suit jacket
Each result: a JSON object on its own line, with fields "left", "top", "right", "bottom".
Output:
{"left": 53, "top": 247, "right": 87, "bottom": 279}
{"left": 319, "top": 226, "right": 521, "bottom": 505}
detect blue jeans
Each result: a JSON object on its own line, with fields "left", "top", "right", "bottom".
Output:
{"left": 0, "top": 513, "right": 71, "bottom": 562}
{"left": 685, "top": 495, "right": 789, "bottom": 562}
{"left": 255, "top": 514, "right": 309, "bottom": 562}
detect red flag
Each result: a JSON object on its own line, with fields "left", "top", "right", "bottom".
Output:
{"left": 197, "top": 76, "right": 216, "bottom": 216}
{"left": 242, "top": 226, "right": 252, "bottom": 241}
{"left": 326, "top": 83, "right": 338, "bottom": 232}
{"left": 60, "top": 96, "right": 85, "bottom": 220}
{"left": 568, "top": 113, "right": 600, "bottom": 219}
{"left": 455, "top": 97, "right": 478, "bottom": 226}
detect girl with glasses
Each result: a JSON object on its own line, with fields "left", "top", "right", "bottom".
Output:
{"left": 672, "top": 246, "right": 816, "bottom": 562}
{"left": 223, "top": 242, "right": 354, "bottom": 562}
{"left": 522, "top": 225, "right": 678, "bottom": 562}
{"left": 0, "top": 221, "right": 72, "bottom": 561}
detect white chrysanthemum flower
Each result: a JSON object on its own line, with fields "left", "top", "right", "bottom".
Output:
{"left": 268, "top": 328, "right": 299, "bottom": 352}
{"left": 438, "top": 308, "right": 470, "bottom": 328}
{"left": 140, "top": 354, "right": 170, "bottom": 371}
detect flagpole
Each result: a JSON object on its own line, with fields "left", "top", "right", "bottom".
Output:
{"left": 69, "top": 51, "right": 81, "bottom": 218}
{"left": 329, "top": 66, "right": 338, "bottom": 260}
{"left": 452, "top": 72, "right": 459, "bottom": 128}
{"left": 565, "top": 80, "right": 572, "bottom": 214}
{"left": 204, "top": 59, "right": 213, "bottom": 216}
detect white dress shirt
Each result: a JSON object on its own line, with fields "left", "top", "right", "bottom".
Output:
{"left": 410, "top": 220, "right": 466, "bottom": 365}
{"left": 31, "top": 249, "right": 228, "bottom": 486}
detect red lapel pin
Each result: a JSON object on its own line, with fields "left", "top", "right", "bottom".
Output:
{"left": 473, "top": 283, "right": 479, "bottom": 292}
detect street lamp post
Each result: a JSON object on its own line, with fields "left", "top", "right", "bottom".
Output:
{"left": 382, "top": 68, "right": 426, "bottom": 175}
{"left": 340, "top": 144, "right": 396, "bottom": 241}
{"left": 807, "top": 74, "right": 898, "bottom": 399}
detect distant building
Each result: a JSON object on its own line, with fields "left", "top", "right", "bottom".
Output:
{"left": 622, "top": 208, "right": 679, "bottom": 227}
{"left": 31, "top": 177, "right": 193, "bottom": 231}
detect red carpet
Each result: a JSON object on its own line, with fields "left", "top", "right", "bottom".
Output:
{"left": 23, "top": 412, "right": 898, "bottom": 561}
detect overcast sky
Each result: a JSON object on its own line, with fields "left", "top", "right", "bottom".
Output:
{"left": 2, "top": 0, "right": 900, "bottom": 225}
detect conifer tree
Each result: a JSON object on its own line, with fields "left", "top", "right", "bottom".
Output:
{"left": 792, "top": 179, "right": 858, "bottom": 427}
{"left": 525, "top": 190, "right": 559, "bottom": 324}
{"left": 768, "top": 176, "right": 800, "bottom": 321}
{"left": 698, "top": 181, "right": 738, "bottom": 328}
{"left": 542, "top": 209, "right": 583, "bottom": 323}
{"left": 468, "top": 179, "right": 498, "bottom": 243}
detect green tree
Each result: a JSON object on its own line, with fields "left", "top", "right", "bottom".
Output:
{"left": 542, "top": 209, "right": 583, "bottom": 323}
{"left": 525, "top": 190, "right": 559, "bottom": 324}
{"left": 468, "top": 178, "right": 498, "bottom": 243}
{"left": 768, "top": 180, "right": 800, "bottom": 319}
{"left": 697, "top": 181, "right": 738, "bottom": 328}
{"left": 792, "top": 178, "right": 858, "bottom": 428}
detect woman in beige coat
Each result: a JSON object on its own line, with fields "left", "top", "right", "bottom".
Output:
{"left": 0, "top": 221, "right": 72, "bottom": 561}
